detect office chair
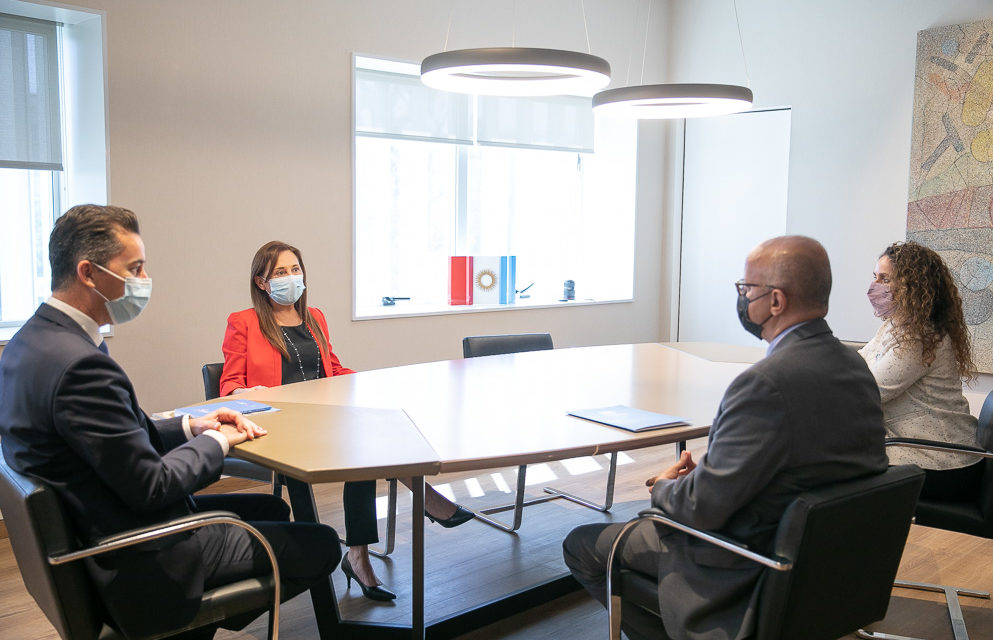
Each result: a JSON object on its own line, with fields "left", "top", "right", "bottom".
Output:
{"left": 0, "top": 456, "right": 286, "bottom": 640}
{"left": 459, "top": 334, "right": 620, "bottom": 532}
{"left": 858, "top": 389, "right": 993, "bottom": 640}
{"left": 202, "top": 363, "right": 284, "bottom": 498}
{"left": 606, "top": 465, "right": 925, "bottom": 640}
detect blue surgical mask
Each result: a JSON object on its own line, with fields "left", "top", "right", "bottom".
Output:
{"left": 93, "top": 263, "right": 153, "bottom": 324}
{"left": 268, "top": 274, "right": 305, "bottom": 306}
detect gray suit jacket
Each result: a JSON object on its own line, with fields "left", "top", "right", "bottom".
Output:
{"left": 649, "top": 318, "right": 888, "bottom": 640}
{"left": 0, "top": 303, "right": 226, "bottom": 635}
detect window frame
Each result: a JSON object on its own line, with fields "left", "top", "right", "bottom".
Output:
{"left": 0, "top": 0, "right": 108, "bottom": 344}
{"left": 350, "top": 53, "right": 638, "bottom": 321}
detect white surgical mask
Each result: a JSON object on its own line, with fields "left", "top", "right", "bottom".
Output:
{"left": 93, "top": 263, "right": 153, "bottom": 324}
{"left": 268, "top": 274, "right": 305, "bottom": 306}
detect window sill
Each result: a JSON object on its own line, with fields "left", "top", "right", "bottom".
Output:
{"left": 353, "top": 296, "right": 633, "bottom": 321}
{"left": 1, "top": 322, "right": 113, "bottom": 345}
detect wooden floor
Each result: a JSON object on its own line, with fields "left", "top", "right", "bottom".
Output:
{"left": 3, "top": 439, "right": 993, "bottom": 640}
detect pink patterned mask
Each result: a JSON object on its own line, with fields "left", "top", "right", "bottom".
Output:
{"left": 867, "top": 281, "right": 894, "bottom": 318}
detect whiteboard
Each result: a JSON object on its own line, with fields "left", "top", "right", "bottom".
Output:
{"left": 677, "top": 108, "right": 792, "bottom": 346}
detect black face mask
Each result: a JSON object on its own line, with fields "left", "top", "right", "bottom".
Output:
{"left": 736, "top": 290, "right": 773, "bottom": 339}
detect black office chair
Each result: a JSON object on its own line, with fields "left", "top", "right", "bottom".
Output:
{"left": 460, "top": 334, "right": 620, "bottom": 532}
{"left": 606, "top": 465, "right": 925, "bottom": 640}
{"left": 462, "top": 333, "right": 555, "bottom": 358}
{"left": 202, "top": 363, "right": 283, "bottom": 497}
{"left": 859, "top": 389, "right": 993, "bottom": 640}
{"left": 0, "top": 456, "right": 286, "bottom": 640}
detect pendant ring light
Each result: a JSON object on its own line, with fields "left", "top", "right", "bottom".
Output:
{"left": 593, "top": 0, "right": 753, "bottom": 119}
{"left": 593, "top": 83, "right": 753, "bottom": 119}
{"left": 421, "top": 47, "right": 611, "bottom": 96}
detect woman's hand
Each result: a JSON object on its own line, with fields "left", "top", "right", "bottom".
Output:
{"left": 233, "top": 385, "right": 267, "bottom": 394}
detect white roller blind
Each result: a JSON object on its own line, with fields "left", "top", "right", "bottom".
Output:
{"left": 0, "top": 13, "right": 62, "bottom": 170}
{"left": 355, "top": 67, "right": 473, "bottom": 144}
{"left": 477, "top": 94, "right": 594, "bottom": 153}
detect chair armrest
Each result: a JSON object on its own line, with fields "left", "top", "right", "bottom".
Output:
{"left": 634, "top": 508, "right": 793, "bottom": 571}
{"left": 49, "top": 511, "right": 277, "bottom": 571}
{"left": 47, "top": 510, "right": 283, "bottom": 638}
{"left": 885, "top": 437, "right": 993, "bottom": 459}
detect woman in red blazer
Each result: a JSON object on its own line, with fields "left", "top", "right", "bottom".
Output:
{"left": 221, "top": 241, "right": 473, "bottom": 601}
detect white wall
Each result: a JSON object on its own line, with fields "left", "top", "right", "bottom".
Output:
{"left": 0, "top": 0, "right": 670, "bottom": 411}
{"left": 663, "top": 0, "right": 993, "bottom": 347}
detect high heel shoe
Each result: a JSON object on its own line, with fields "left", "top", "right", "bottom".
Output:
{"left": 426, "top": 504, "right": 475, "bottom": 529}
{"left": 341, "top": 553, "right": 396, "bottom": 601}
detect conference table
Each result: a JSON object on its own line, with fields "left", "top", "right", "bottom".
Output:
{"left": 227, "top": 342, "right": 758, "bottom": 639}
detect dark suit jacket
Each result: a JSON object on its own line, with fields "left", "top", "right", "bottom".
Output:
{"left": 0, "top": 303, "right": 226, "bottom": 635}
{"left": 649, "top": 318, "right": 888, "bottom": 640}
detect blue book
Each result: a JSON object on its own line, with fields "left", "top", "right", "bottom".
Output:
{"left": 568, "top": 405, "right": 689, "bottom": 432}
{"left": 174, "top": 399, "right": 273, "bottom": 418}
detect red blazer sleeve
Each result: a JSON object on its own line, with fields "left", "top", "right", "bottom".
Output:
{"left": 310, "top": 307, "right": 355, "bottom": 376}
{"left": 220, "top": 310, "right": 251, "bottom": 397}
{"left": 220, "top": 309, "right": 283, "bottom": 396}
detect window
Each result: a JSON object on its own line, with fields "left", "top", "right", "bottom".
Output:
{"left": 353, "top": 56, "right": 637, "bottom": 318}
{"left": 0, "top": 2, "right": 107, "bottom": 341}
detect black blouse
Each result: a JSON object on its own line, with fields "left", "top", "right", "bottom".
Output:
{"left": 279, "top": 323, "right": 325, "bottom": 385}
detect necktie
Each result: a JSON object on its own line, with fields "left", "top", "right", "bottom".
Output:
{"left": 98, "top": 341, "right": 109, "bottom": 355}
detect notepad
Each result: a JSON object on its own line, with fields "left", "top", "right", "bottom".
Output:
{"left": 174, "top": 399, "right": 275, "bottom": 418}
{"left": 568, "top": 405, "right": 689, "bottom": 433}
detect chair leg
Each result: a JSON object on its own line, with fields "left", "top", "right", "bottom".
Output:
{"left": 543, "top": 452, "right": 617, "bottom": 512}
{"left": 368, "top": 479, "right": 397, "bottom": 558}
{"left": 857, "top": 579, "right": 990, "bottom": 640}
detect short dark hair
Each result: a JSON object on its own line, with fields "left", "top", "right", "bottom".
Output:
{"left": 49, "top": 205, "right": 140, "bottom": 291}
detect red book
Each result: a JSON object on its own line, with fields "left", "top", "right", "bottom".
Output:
{"left": 449, "top": 256, "right": 473, "bottom": 305}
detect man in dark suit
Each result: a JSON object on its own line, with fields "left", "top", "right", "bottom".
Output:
{"left": 0, "top": 205, "right": 341, "bottom": 637}
{"left": 563, "top": 235, "right": 888, "bottom": 640}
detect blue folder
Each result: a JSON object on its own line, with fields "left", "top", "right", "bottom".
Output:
{"left": 174, "top": 399, "right": 273, "bottom": 418}
{"left": 568, "top": 405, "right": 689, "bottom": 432}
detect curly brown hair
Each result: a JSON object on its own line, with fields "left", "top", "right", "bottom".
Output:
{"left": 883, "top": 241, "right": 975, "bottom": 378}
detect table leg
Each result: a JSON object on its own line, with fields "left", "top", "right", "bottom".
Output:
{"left": 410, "top": 475, "right": 425, "bottom": 640}
{"left": 285, "top": 477, "right": 341, "bottom": 640}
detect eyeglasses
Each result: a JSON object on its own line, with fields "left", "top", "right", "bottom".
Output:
{"left": 734, "top": 280, "right": 779, "bottom": 296}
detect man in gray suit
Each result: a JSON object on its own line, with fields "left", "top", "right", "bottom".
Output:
{"left": 563, "top": 236, "right": 888, "bottom": 640}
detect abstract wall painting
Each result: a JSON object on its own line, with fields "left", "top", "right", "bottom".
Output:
{"left": 909, "top": 19, "right": 993, "bottom": 372}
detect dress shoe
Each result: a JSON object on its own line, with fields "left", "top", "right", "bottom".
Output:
{"left": 341, "top": 553, "right": 396, "bottom": 601}
{"left": 426, "top": 504, "right": 475, "bottom": 528}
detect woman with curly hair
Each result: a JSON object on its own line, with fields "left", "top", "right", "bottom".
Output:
{"left": 859, "top": 241, "right": 981, "bottom": 499}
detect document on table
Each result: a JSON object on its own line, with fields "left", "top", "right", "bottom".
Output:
{"left": 174, "top": 399, "right": 278, "bottom": 418}
{"left": 568, "top": 405, "right": 689, "bottom": 432}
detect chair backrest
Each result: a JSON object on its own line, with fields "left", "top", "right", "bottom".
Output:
{"left": 756, "top": 464, "right": 924, "bottom": 640}
{"left": 202, "top": 362, "right": 224, "bottom": 400}
{"left": 0, "top": 456, "right": 104, "bottom": 640}
{"left": 462, "top": 333, "right": 553, "bottom": 359}
{"left": 915, "top": 389, "right": 993, "bottom": 538}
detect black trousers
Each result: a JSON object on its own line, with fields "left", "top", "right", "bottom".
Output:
{"left": 563, "top": 521, "right": 672, "bottom": 640}
{"left": 193, "top": 493, "right": 341, "bottom": 592}
{"left": 343, "top": 480, "right": 379, "bottom": 546}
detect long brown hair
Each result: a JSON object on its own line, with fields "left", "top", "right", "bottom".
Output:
{"left": 883, "top": 241, "right": 974, "bottom": 378}
{"left": 250, "top": 241, "right": 329, "bottom": 361}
